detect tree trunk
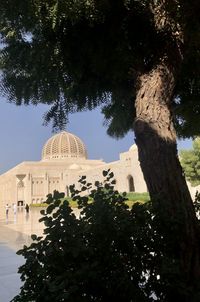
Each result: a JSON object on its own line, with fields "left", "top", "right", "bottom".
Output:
{"left": 134, "top": 60, "right": 200, "bottom": 298}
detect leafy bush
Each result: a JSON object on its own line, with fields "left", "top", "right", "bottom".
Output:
{"left": 30, "top": 197, "right": 93, "bottom": 208}
{"left": 30, "top": 193, "right": 149, "bottom": 209}
{"left": 12, "top": 171, "right": 200, "bottom": 302}
{"left": 126, "top": 192, "right": 150, "bottom": 202}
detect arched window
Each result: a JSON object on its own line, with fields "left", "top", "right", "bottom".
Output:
{"left": 127, "top": 175, "right": 135, "bottom": 192}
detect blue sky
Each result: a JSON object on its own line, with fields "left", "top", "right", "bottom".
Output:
{"left": 0, "top": 97, "right": 192, "bottom": 174}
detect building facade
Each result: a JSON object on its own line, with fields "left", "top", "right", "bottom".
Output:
{"left": 0, "top": 131, "right": 147, "bottom": 206}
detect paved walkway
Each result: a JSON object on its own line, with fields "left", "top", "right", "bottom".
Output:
{"left": 0, "top": 206, "right": 80, "bottom": 302}
{"left": 0, "top": 206, "right": 45, "bottom": 302}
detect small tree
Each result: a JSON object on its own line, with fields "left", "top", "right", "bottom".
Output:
{"left": 180, "top": 138, "right": 200, "bottom": 186}
{"left": 12, "top": 171, "right": 200, "bottom": 302}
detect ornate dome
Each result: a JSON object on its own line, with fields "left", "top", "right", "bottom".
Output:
{"left": 42, "top": 131, "right": 87, "bottom": 160}
{"left": 129, "top": 144, "right": 137, "bottom": 151}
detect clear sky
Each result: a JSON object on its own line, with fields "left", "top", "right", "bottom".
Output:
{"left": 0, "top": 96, "right": 192, "bottom": 174}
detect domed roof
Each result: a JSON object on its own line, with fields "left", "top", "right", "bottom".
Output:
{"left": 42, "top": 131, "right": 87, "bottom": 160}
{"left": 129, "top": 144, "right": 137, "bottom": 151}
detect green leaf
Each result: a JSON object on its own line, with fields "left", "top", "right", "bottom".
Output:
{"left": 103, "top": 170, "right": 108, "bottom": 177}
{"left": 31, "top": 234, "right": 37, "bottom": 241}
{"left": 81, "top": 186, "right": 87, "bottom": 191}
{"left": 46, "top": 204, "right": 55, "bottom": 214}
{"left": 40, "top": 209, "right": 46, "bottom": 215}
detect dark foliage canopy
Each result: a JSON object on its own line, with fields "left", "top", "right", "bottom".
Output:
{"left": 0, "top": 1, "right": 200, "bottom": 136}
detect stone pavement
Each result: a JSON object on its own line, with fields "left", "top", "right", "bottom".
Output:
{"left": 0, "top": 206, "right": 45, "bottom": 302}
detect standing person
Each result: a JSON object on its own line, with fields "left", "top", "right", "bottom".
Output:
{"left": 25, "top": 204, "right": 29, "bottom": 214}
{"left": 5, "top": 204, "right": 9, "bottom": 220}
{"left": 25, "top": 204, "right": 30, "bottom": 221}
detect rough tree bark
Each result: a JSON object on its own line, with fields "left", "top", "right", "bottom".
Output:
{"left": 134, "top": 59, "right": 200, "bottom": 297}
